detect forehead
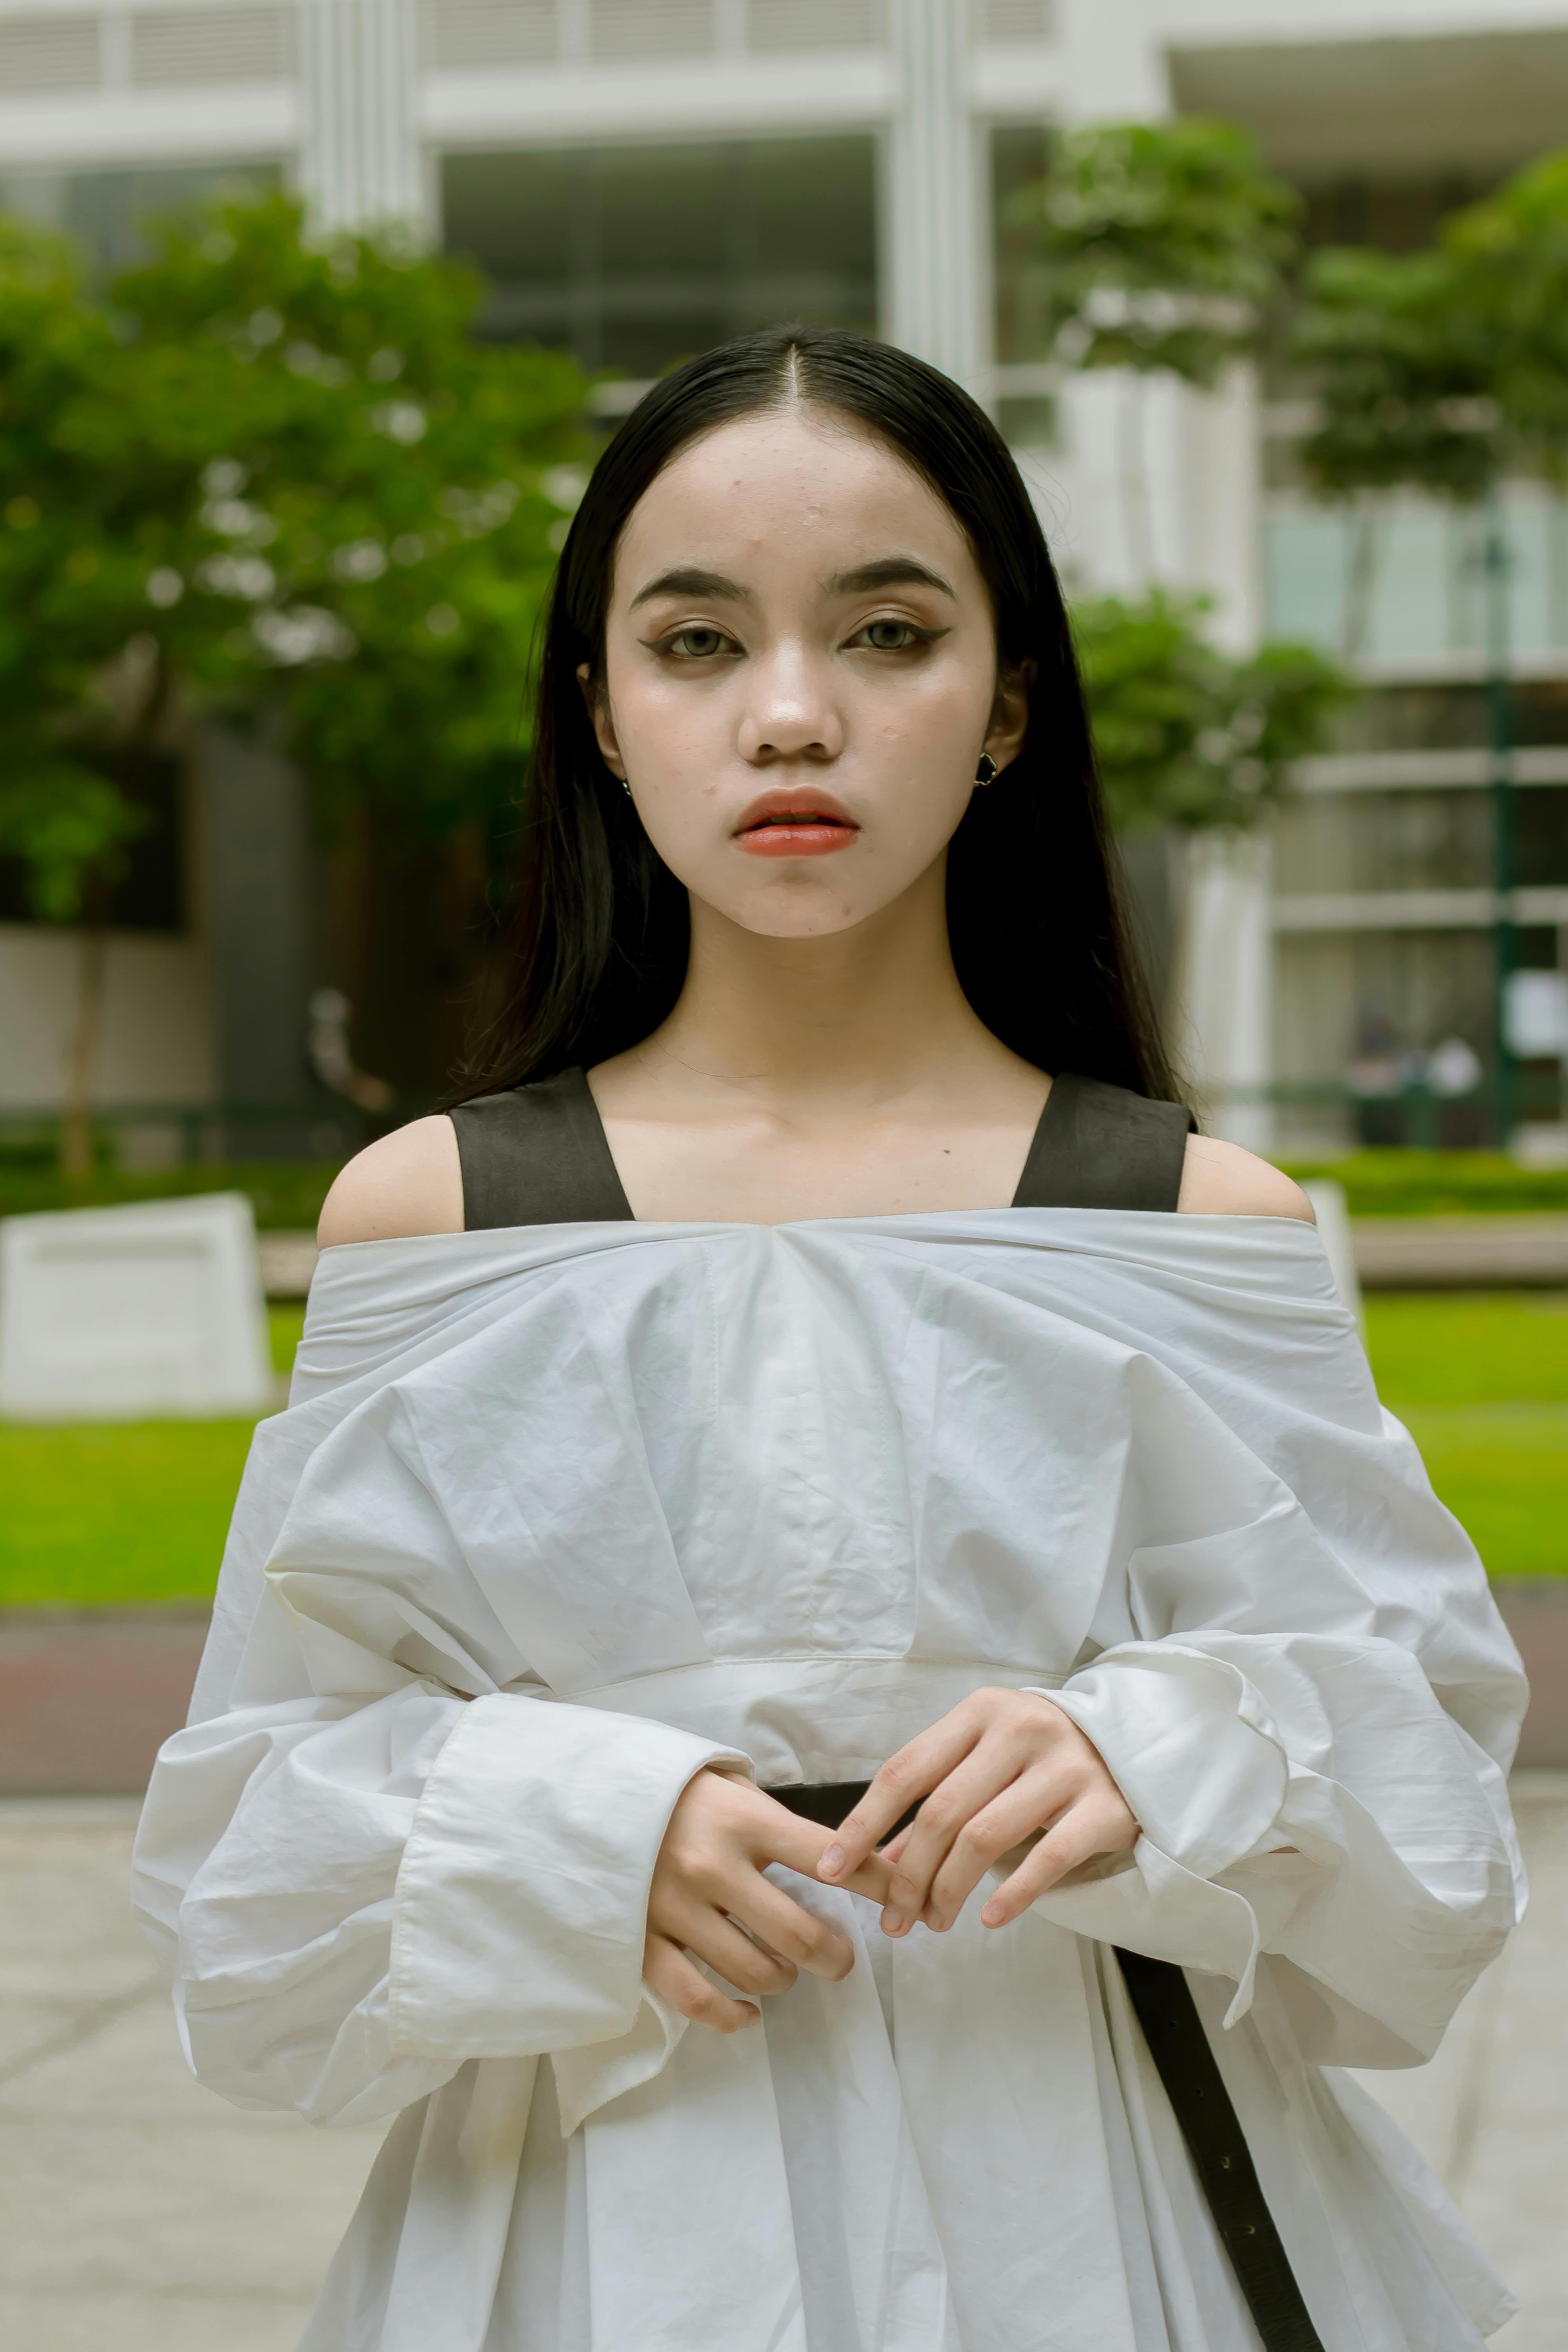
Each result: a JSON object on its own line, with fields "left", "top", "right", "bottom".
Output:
{"left": 611, "top": 408, "right": 979, "bottom": 593}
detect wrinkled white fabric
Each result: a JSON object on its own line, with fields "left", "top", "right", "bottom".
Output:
{"left": 132, "top": 1207, "right": 1527, "bottom": 2350}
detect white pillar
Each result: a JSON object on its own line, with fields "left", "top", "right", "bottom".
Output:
{"left": 884, "top": 0, "right": 985, "bottom": 388}
{"left": 299, "top": 0, "right": 422, "bottom": 233}
{"left": 1167, "top": 830, "right": 1276, "bottom": 1155}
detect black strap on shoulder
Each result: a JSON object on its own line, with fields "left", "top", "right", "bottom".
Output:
{"left": 765, "top": 1784, "right": 1323, "bottom": 2352}
{"left": 1114, "top": 1949, "right": 1327, "bottom": 2350}
{"left": 1013, "top": 1070, "right": 1195, "bottom": 1214}
{"left": 448, "top": 1067, "right": 634, "bottom": 1232}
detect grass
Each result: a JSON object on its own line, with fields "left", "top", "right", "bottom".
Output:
{"left": 0, "top": 1305, "right": 304, "bottom": 1612}
{"left": 0, "top": 1159, "right": 346, "bottom": 1230}
{"left": 1363, "top": 1292, "right": 1568, "bottom": 1580}
{"left": 0, "top": 1298, "right": 1560, "bottom": 1610}
{"left": 1279, "top": 1151, "right": 1568, "bottom": 1218}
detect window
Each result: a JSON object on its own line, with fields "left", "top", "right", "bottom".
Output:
{"left": 0, "top": 161, "right": 280, "bottom": 278}
{"left": 440, "top": 136, "right": 877, "bottom": 379}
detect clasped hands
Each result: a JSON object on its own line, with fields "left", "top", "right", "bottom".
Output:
{"left": 644, "top": 1686, "right": 1138, "bottom": 2035}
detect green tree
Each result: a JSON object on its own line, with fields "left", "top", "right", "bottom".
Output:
{"left": 1289, "top": 152, "right": 1568, "bottom": 1131}
{"left": 1290, "top": 247, "right": 1499, "bottom": 657}
{"left": 1006, "top": 120, "right": 1299, "bottom": 570}
{"left": 0, "top": 216, "right": 164, "bottom": 1175}
{"left": 0, "top": 194, "right": 590, "bottom": 1167}
{"left": 1073, "top": 590, "right": 1346, "bottom": 834}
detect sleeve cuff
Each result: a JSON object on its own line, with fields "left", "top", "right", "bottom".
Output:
{"left": 1023, "top": 1646, "right": 1295, "bottom": 2027}
{"left": 388, "top": 1693, "right": 749, "bottom": 2071}
{"left": 1041, "top": 1644, "right": 1289, "bottom": 1879}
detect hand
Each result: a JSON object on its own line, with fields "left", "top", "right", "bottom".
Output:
{"left": 644, "top": 1770, "right": 896, "bottom": 2034}
{"left": 816, "top": 1688, "right": 1138, "bottom": 1936}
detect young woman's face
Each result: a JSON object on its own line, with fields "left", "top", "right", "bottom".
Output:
{"left": 584, "top": 408, "right": 1029, "bottom": 940}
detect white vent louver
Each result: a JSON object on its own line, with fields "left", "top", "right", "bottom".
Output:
{"left": 747, "top": 0, "right": 884, "bottom": 51}
{"left": 589, "top": 0, "right": 713, "bottom": 65}
{"left": 423, "top": 0, "right": 556, "bottom": 70}
{"left": 0, "top": 12, "right": 101, "bottom": 91}
{"left": 983, "top": 0, "right": 1053, "bottom": 40}
{"left": 129, "top": 5, "right": 297, "bottom": 86}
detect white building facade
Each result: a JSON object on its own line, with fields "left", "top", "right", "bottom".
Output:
{"left": 4, "top": 0, "right": 1568, "bottom": 1153}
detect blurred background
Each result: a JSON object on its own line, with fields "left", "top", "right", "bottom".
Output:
{"left": 0, "top": 3, "right": 1565, "bottom": 2348}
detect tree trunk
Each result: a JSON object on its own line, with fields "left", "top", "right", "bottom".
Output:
{"left": 1340, "top": 501, "right": 1379, "bottom": 664}
{"left": 57, "top": 642, "right": 176, "bottom": 1181}
{"left": 1118, "top": 372, "right": 1157, "bottom": 586}
{"left": 60, "top": 912, "right": 108, "bottom": 1182}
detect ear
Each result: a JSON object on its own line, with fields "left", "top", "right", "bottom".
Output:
{"left": 576, "top": 661, "right": 626, "bottom": 779}
{"left": 983, "top": 659, "right": 1033, "bottom": 773}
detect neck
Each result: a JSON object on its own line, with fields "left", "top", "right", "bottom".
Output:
{"left": 640, "top": 862, "right": 1001, "bottom": 1115}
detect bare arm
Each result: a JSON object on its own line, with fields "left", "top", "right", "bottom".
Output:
{"left": 1177, "top": 1133, "right": 1314, "bottom": 1221}
{"left": 316, "top": 1114, "right": 465, "bottom": 1247}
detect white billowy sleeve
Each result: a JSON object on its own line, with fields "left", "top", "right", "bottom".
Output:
{"left": 132, "top": 1387, "right": 748, "bottom": 2132}
{"left": 1029, "top": 1396, "right": 1526, "bottom": 2068}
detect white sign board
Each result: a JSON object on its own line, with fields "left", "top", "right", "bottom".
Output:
{"left": 0, "top": 1193, "right": 273, "bottom": 1422}
{"left": 1299, "top": 1178, "right": 1365, "bottom": 1336}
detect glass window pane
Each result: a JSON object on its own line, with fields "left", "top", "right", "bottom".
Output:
{"left": 440, "top": 134, "right": 877, "bottom": 377}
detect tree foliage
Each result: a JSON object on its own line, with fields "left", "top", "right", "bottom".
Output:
{"left": 1005, "top": 118, "right": 1299, "bottom": 386}
{"left": 0, "top": 190, "right": 590, "bottom": 920}
{"left": 1441, "top": 151, "right": 1568, "bottom": 482}
{"left": 1073, "top": 591, "right": 1348, "bottom": 834}
{"left": 1292, "top": 149, "right": 1568, "bottom": 504}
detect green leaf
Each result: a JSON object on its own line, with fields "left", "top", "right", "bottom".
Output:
{"left": 0, "top": 760, "right": 150, "bottom": 922}
{"left": 1006, "top": 119, "right": 1299, "bottom": 385}
{"left": 1071, "top": 590, "right": 1347, "bottom": 832}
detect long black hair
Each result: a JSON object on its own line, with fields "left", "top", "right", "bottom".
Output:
{"left": 458, "top": 325, "right": 1177, "bottom": 1102}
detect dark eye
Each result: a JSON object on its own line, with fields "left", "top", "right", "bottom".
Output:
{"left": 668, "top": 626, "right": 729, "bottom": 659}
{"left": 859, "top": 619, "right": 921, "bottom": 652}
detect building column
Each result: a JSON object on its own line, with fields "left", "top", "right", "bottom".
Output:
{"left": 299, "top": 0, "right": 422, "bottom": 232}
{"left": 1168, "top": 830, "right": 1276, "bottom": 1155}
{"left": 884, "top": 0, "right": 985, "bottom": 388}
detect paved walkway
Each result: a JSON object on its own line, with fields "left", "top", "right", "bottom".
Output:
{"left": 0, "top": 1782, "right": 1563, "bottom": 2350}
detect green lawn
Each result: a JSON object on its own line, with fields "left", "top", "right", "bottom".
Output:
{"left": 1363, "top": 1292, "right": 1568, "bottom": 1579}
{"left": 0, "top": 1305, "right": 304, "bottom": 1610}
{"left": 0, "top": 1296, "right": 1561, "bottom": 1609}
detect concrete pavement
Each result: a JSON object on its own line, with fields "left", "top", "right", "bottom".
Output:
{"left": 0, "top": 1782, "right": 1563, "bottom": 2350}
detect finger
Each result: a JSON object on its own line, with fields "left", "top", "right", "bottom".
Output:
{"left": 657, "top": 1896, "right": 800, "bottom": 1998}
{"left": 818, "top": 1714, "right": 987, "bottom": 1881}
{"left": 923, "top": 1769, "right": 1071, "bottom": 1930}
{"left": 878, "top": 1745, "right": 1032, "bottom": 1932}
{"left": 730, "top": 1797, "right": 895, "bottom": 1905}
{"left": 643, "top": 1933, "right": 759, "bottom": 2034}
{"left": 981, "top": 1798, "right": 1138, "bottom": 1928}
{"left": 725, "top": 1876, "right": 860, "bottom": 1982}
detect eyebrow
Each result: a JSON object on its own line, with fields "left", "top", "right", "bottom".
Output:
{"left": 628, "top": 555, "right": 959, "bottom": 612}
{"left": 630, "top": 566, "right": 756, "bottom": 610}
{"left": 827, "top": 558, "right": 957, "bottom": 601}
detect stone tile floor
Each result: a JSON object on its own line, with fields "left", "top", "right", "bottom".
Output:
{"left": 0, "top": 1780, "right": 1563, "bottom": 2350}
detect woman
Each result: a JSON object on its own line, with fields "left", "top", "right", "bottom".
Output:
{"left": 134, "top": 328, "right": 1526, "bottom": 2352}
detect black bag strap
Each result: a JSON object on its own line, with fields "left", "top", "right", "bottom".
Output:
{"left": 766, "top": 1784, "right": 1325, "bottom": 2352}
{"left": 1114, "top": 1949, "right": 1326, "bottom": 2351}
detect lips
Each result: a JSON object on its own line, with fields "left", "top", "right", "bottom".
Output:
{"left": 734, "top": 794, "right": 861, "bottom": 859}
{"left": 734, "top": 786, "right": 858, "bottom": 838}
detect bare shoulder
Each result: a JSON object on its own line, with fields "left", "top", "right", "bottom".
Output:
{"left": 316, "top": 1114, "right": 464, "bottom": 1247}
{"left": 1176, "top": 1133, "right": 1314, "bottom": 1222}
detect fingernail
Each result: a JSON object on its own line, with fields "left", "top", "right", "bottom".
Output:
{"left": 820, "top": 1844, "right": 844, "bottom": 1878}
{"left": 981, "top": 1900, "right": 1004, "bottom": 1927}
{"left": 882, "top": 1911, "right": 904, "bottom": 1935}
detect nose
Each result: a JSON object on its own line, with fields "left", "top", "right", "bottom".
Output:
{"left": 737, "top": 638, "right": 843, "bottom": 767}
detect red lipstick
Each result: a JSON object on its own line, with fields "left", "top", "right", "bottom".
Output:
{"left": 734, "top": 786, "right": 860, "bottom": 858}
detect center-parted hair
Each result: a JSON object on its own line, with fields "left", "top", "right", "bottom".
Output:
{"left": 458, "top": 324, "right": 1177, "bottom": 1103}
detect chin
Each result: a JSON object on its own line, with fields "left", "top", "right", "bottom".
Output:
{"left": 718, "top": 881, "right": 869, "bottom": 939}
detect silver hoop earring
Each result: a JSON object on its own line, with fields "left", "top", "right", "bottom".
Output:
{"left": 975, "top": 753, "right": 998, "bottom": 786}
